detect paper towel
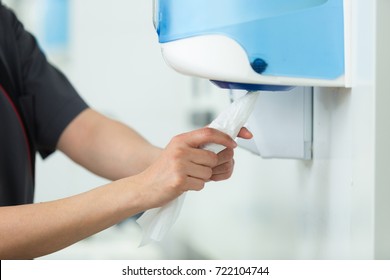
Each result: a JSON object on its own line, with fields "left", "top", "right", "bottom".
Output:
{"left": 136, "top": 91, "right": 259, "bottom": 245}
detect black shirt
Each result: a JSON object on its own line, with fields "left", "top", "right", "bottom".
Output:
{"left": 0, "top": 2, "right": 88, "bottom": 206}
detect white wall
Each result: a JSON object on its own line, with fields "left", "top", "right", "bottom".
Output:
{"left": 374, "top": 0, "right": 390, "bottom": 260}
{"left": 4, "top": 0, "right": 389, "bottom": 259}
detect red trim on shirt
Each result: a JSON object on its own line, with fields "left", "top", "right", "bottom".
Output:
{"left": 0, "top": 83, "right": 33, "bottom": 175}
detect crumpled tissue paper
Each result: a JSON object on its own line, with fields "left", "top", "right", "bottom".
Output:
{"left": 136, "top": 91, "right": 259, "bottom": 245}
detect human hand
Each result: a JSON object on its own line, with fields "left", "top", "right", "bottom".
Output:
{"left": 210, "top": 127, "right": 253, "bottom": 181}
{"left": 133, "top": 127, "right": 240, "bottom": 209}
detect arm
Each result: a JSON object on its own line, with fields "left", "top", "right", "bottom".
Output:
{"left": 0, "top": 120, "right": 242, "bottom": 259}
{"left": 56, "top": 108, "right": 252, "bottom": 181}
{"left": 57, "top": 108, "right": 161, "bottom": 180}
{"left": 0, "top": 179, "right": 144, "bottom": 259}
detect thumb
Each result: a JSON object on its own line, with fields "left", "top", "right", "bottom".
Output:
{"left": 181, "top": 127, "right": 237, "bottom": 149}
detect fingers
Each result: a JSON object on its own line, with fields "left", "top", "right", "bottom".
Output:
{"left": 185, "top": 177, "right": 206, "bottom": 191}
{"left": 211, "top": 159, "right": 234, "bottom": 181}
{"left": 215, "top": 148, "right": 234, "bottom": 165}
{"left": 140, "top": 127, "right": 242, "bottom": 208}
{"left": 237, "top": 127, "right": 253, "bottom": 139}
{"left": 178, "top": 138, "right": 236, "bottom": 183}
{"left": 188, "top": 148, "right": 219, "bottom": 167}
{"left": 185, "top": 161, "right": 213, "bottom": 181}
{"left": 176, "top": 127, "right": 237, "bottom": 150}
{"left": 211, "top": 149, "right": 235, "bottom": 181}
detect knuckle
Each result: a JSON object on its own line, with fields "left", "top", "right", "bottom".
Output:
{"left": 210, "top": 152, "right": 219, "bottom": 166}
{"left": 221, "top": 173, "right": 232, "bottom": 180}
{"left": 222, "top": 161, "right": 234, "bottom": 174}
{"left": 171, "top": 147, "right": 186, "bottom": 161}
{"left": 194, "top": 182, "right": 205, "bottom": 191}
{"left": 171, "top": 160, "right": 185, "bottom": 173}
{"left": 171, "top": 173, "right": 186, "bottom": 187}
{"left": 206, "top": 168, "right": 213, "bottom": 179}
{"left": 228, "top": 159, "right": 235, "bottom": 172}
{"left": 225, "top": 148, "right": 234, "bottom": 159}
{"left": 201, "top": 127, "right": 216, "bottom": 138}
{"left": 170, "top": 133, "right": 185, "bottom": 145}
{"left": 213, "top": 170, "right": 232, "bottom": 181}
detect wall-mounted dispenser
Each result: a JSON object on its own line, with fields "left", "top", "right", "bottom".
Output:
{"left": 153, "top": 0, "right": 351, "bottom": 159}
{"left": 154, "top": 0, "right": 351, "bottom": 89}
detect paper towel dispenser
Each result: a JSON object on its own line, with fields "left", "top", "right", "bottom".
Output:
{"left": 154, "top": 0, "right": 351, "bottom": 90}
{"left": 154, "top": 0, "right": 352, "bottom": 160}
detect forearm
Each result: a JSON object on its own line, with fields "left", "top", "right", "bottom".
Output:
{"left": 57, "top": 109, "right": 161, "bottom": 180}
{"left": 0, "top": 178, "right": 145, "bottom": 259}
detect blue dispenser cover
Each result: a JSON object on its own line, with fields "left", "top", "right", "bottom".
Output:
{"left": 155, "top": 0, "right": 345, "bottom": 90}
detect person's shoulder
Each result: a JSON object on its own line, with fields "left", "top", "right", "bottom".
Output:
{"left": 0, "top": 3, "right": 13, "bottom": 24}
{"left": 0, "top": 2, "right": 18, "bottom": 21}
{"left": 0, "top": 4, "right": 13, "bottom": 42}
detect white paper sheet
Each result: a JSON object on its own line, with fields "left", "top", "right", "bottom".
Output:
{"left": 136, "top": 91, "right": 259, "bottom": 245}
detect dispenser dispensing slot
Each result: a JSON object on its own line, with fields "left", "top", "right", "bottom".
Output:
{"left": 237, "top": 87, "right": 313, "bottom": 160}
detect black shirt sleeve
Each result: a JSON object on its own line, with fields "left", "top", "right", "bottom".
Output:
{"left": 3, "top": 4, "right": 89, "bottom": 158}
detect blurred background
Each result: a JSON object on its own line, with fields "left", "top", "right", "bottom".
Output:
{"left": 2, "top": 0, "right": 388, "bottom": 260}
